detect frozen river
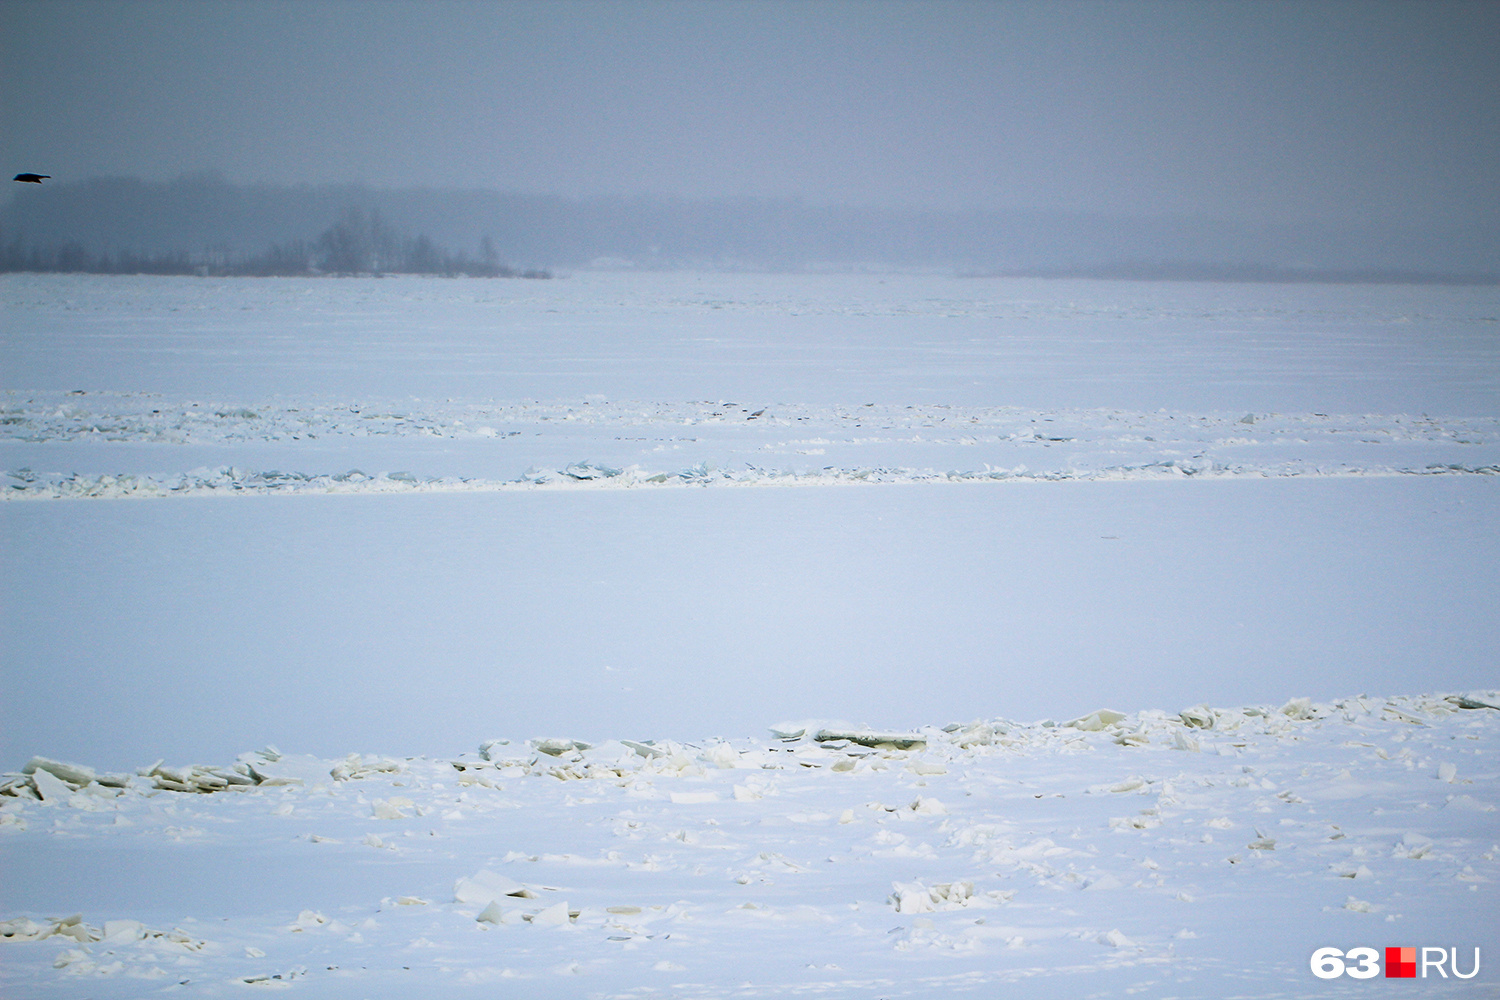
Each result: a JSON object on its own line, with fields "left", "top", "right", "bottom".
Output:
{"left": 1, "top": 271, "right": 1496, "bottom": 997}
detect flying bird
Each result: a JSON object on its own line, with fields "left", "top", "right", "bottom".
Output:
{"left": 13, "top": 173, "right": 50, "bottom": 183}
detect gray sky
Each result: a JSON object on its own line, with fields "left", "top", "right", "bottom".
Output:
{"left": 2, "top": 0, "right": 1496, "bottom": 227}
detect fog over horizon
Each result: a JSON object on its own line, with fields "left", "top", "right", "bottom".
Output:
{"left": 4, "top": 0, "right": 1497, "bottom": 228}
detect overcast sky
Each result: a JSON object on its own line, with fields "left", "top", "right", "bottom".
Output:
{"left": 2, "top": 0, "right": 1496, "bottom": 228}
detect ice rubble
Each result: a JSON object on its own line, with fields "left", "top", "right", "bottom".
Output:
{"left": 8, "top": 456, "right": 1499, "bottom": 501}
{"left": 1, "top": 690, "right": 1496, "bottom": 995}
{"left": 5, "top": 392, "right": 1497, "bottom": 455}
{"left": 4, "top": 391, "right": 1498, "bottom": 499}
{"left": 0, "top": 747, "right": 324, "bottom": 802}
{"left": 5, "top": 693, "right": 1492, "bottom": 805}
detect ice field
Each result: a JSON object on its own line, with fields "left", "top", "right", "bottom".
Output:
{"left": 1, "top": 271, "right": 1498, "bottom": 997}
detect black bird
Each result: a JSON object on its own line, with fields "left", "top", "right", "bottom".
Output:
{"left": 13, "top": 173, "right": 50, "bottom": 183}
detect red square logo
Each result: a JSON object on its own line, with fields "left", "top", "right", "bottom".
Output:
{"left": 1386, "top": 947, "right": 1417, "bottom": 978}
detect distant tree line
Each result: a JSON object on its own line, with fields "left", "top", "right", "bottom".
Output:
{"left": 0, "top": 205, "right": 550, "bottom": 278}
{"left": 4, "top": 174, "right": 1497, "bottom": 280}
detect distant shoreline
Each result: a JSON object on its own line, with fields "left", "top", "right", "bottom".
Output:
{"left": 6, "top": 177, "right": 1496, "bottom": 283}
{"left": 1, "top": 264, "right": 1495, "bottom": 286}
{"left": 963, "top": 263, "right": 1500, "bottom": 286}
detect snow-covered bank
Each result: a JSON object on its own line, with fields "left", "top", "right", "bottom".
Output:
{"left": 2, "top": 692, "right": 1496, "bottom": 998}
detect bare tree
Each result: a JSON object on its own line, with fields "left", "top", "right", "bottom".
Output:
{"left": 316, "top": 206, "right": 398, "bottom": 275}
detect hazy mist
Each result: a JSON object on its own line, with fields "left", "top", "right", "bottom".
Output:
{"left": 6, "top": 174, "right": 1499, "bottom": 277}
{"left": 4, "top": 0, "right": 1497, "bottom": 230}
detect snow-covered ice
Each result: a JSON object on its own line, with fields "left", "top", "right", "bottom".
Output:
{"left": 2, "top": 271, "right": 1497, "bottom": 995}
{"left": 4, "top": 476, "right": 1498, "bottom": 765}
{"left": 1, "top": 695, "right": 1496, "bottom": 997}
{"left": 4, "top": 271, "right": 1499, "bottom": 497}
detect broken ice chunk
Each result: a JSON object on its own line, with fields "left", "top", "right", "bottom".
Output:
{"left": 1179, "top": 705, "right": 1216, "bottom": 729}
{"left": 890, "top": 882, "right": 937, "bottom": 913}
{"left": 289, "top": 910, "right": 328, "bottom": 931}
{"left": 370, "top": 798, "right": 409, "bottom": 820}
{"left": 47, "top": 915, "right": 101, "bottom": 943}
{"left": 813, "top": 728, "right": 926, "bottom": 750}
{"left": 454, "top": 870, "right": 534, "bottom": 907}
{"left": 1332, "top": 865, "right": 1376, "bottom": 879}
{"left": 477, "top": 739, "right": 510, "bottom": 760}
{"left": 906, "top": 760, "right": 947, "bottom": 776}
{"left": 1396, "top": 832, "right": 1433, "bottom": 858}
{"left": 888, "top": 880, "right": 1008, "bottom": 915}
{"left": 1, "top": 918, "right": 45, "bottom": 941}
{"left": 330, "top": 754, "right": 404, "bottom": 781}
{"left": 563, "top": 462, "right": 621, "bottom": 480}
{"left": 1279, "top": 697, "right": 1316, "bottom": 720}
{"left": 531, "top": 738, "right": 593, "bottom": 756}
{"left": 102, "top": 920, "right": 145, "bottom": 943}
{"left": 1068, "top": 710, "right": 1127, "bottom": 732}
{"left": 529, "top": 901, "right": 571, "bottom": 926}
{"left": 23, "top": 757, "right": 95, "bottom": 787}
{"left": 29, "top": 768, "right": 75, "bottom": 801}
{"left": 705, "top": 742, "right": 739, "bottom": 768}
